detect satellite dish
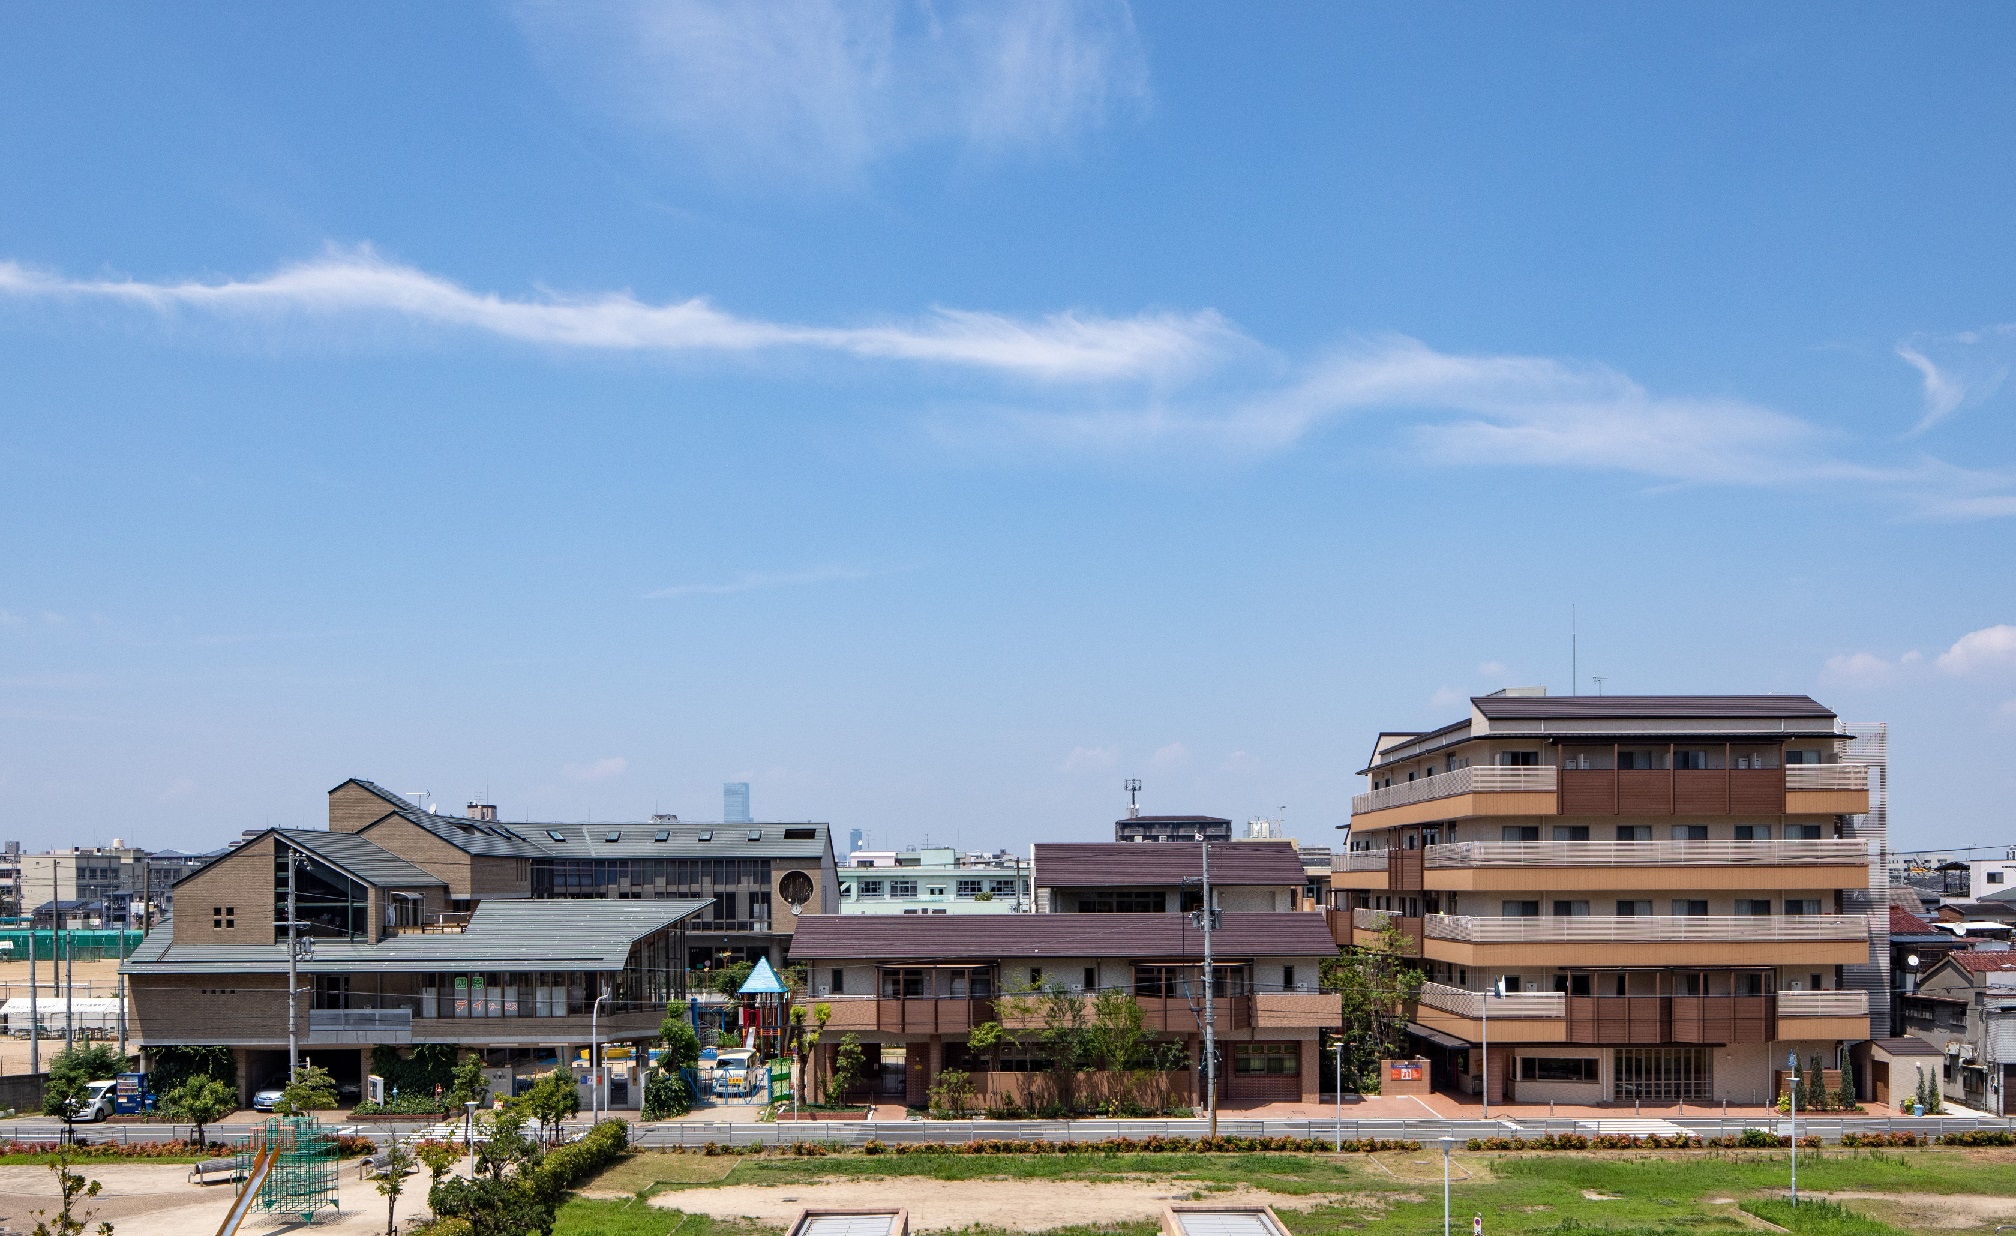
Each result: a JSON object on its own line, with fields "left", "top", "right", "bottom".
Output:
{"left": 779, "top": 870, "right": 814, "bottom": 915}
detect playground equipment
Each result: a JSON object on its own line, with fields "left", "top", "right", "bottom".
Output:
{"left": 211, "top": 1146, "right": 274, "bottom": 1236}
{"left": 232, "top": 1115, "right": 337, "bottom": 1224}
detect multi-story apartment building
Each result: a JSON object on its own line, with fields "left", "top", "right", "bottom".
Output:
{"left": 1115, "top": 815, "right": 1233, "bottom": 843}
{"left": 837, "top": 848, "right": 1031, "bottom": 914}
{"left": 1334, "top": 691, "right": 1879, "bottom": 1106}
{"left": 0, "top": 842, "right": 20, "bottom": 918}
{"left": 326, "top": 779, "right": 839, "bottom": 969}
{"left": 22, "top": 843, "right": 146, "bottom": 914}
{"left": 1033, "top": 842, "right": 1307, "bottom": 914}
{"left": 124, "top": 827, "right": 704, "bottom": 1108}
{"left": 791, "top": 912, "right": 1342, "bottom": 1106}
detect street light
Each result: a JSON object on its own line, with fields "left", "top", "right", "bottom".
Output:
{"left": 590, "top": 993, "right": 611, "bottom": 1124}
{"left": 1786, "top": 1049, "right": 1799, "bottom": 1205}
{"left": 1440, "top": 1135, "right": 1455, "bottom": 1236}
{"left": 1333, "top": 1036, "right": 1345, "bottom": 1151}
{"left": 464, "top": 1100, "right": 480, "bottom": 1175}
{"left": 1481, "top": 978, "right": 1505, "bottom": 1119}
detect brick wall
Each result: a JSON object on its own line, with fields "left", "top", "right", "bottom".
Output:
{"left": 329, "top": 781, "right": 404, "bottom": 833}
{"left": 171, "top": 837, "right": 277, "bottom": 946}
{"left": 357, "top": 817, "right": 476, "bottom": 895}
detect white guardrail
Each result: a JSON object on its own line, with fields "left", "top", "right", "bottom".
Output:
{"left": 1351, "top": 766, "right": 1555, "bottom": 815}
{"left": 1776, "top": 990, "right": 1870, "bottom": 1017}
{"left": 1417, "top": 981, "right": 1565, "bottom": 1019}
{"left": 1786, "top": 765, "right": 1869, "bottom": 791}
{"left": 1424, "top": 839, "right": 1868, "bottom": 867}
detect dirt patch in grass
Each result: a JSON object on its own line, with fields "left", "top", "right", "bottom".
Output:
{"left": 650, "top": 1178, "right": 1346, "bottom": 1232}
{"left": 1798, "top": 1192, "right": 2016, "bottom": 1231}
{"left": 580, "top": 1152, "right": 741, "bottom": 1197}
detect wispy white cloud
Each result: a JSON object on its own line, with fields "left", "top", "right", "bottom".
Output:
{"left": 0, "top": 250, "right": 1237, "bottom": 382}
{"left": 513, "top": 0, "right": 1147, "bottom": 181}
{"left": 1819, "top": 649, "right": 1923, "bottom": 688}
{"left": 1938, "top": 624, "right": 2016, "bottom": 677}
{"left": 563, "top": 756, "right": 628, "bottom": 782}
{"left": 647, "top": 565, "right": 888, "bottom": 599}
{"left": 1149, "top": 742, "right": 1187, "bottom": 768}
{"left": 1060, "top": 745, "right": 1117, "bottom": 773}
{"left": 1896, "top": 324, "right": 2014, "bottom": 435}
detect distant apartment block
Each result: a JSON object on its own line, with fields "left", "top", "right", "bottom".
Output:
{"left": 1115, "top": 814, "right": 1232, "bottom": 843}
{"left": 837, "top": 847, "right": 1030, "bottom": 914}
{"left": 1335, "top": 691, "right": 1882, "bottom": 1105}
{"left": 1033, "top": 842, "right": 1308, "bottom": 914}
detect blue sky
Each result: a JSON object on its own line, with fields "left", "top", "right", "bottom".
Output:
{"left": 3, "top": 2, "right": 2014, "bottom": 854}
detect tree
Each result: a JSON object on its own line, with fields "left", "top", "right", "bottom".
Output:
{"left": 373, "top": 1142, "right": 413, "bottom": 1236}
{"left": 1085, "top": 989, "right": 1155, "bottom": 1116}
{"left": 800, "top": 1003, "right": 833, "bottom": 1103}
{"left": 658, "top": 1007, "right": 701, "bottom": 1070}
{"left": 447, "top": 1054, "right": 490, "bottom": 1108}
{"left": 705, "top": 961, "right": 756, "bottom": 998}
{"left": 474, "top": 1108, "right": 539, "bottom": 1182}
{"left": 160, "top": 1076, "right": 235, "bottom": 1149}
{"left": 414, "top": 1139, "right": 458, "bottom": 1187}
{"left": 1320, "top": 920, "right": 1424, "bottom": 1094}
{"left": 147, "top": 1046, "right": 235, "bottom": 1096}
{"left": 640, "top": 1069, "right": 689, "bottom": 1120}
{"left": 826, "top": 1033, "right": 865, "bottom": 1106}
{"left": 28, "top": 1152, "right": 112, "bottom": 1236}
{"left": 517, "top": 1069, "right": 579, "bottom": 1143}
{"left": 927, "top": 1067, "right": 974, "bottom": 1116}
{"left": 41, "top": 1073, "right": 92, "bottom": 1146}
{"left": 994, "top": 979, "right": 1090, "bottom": 1115}
{"left": 279, "top": 1063, "right": 338, "bottom": 1113}
{"left": 428, "top": 1175, "right": 551, "bottom": 1236}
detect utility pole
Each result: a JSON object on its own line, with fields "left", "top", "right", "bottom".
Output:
{"left": 27, "top": 915, "right": 37, "bottom": 1075}
{"left": 1198, "top": 828, "right": 1217, "bottom": 1139}
{"left": 58, "top": 864, "right": 72, "bottom": 1050}
{"left": 286, "top": 846, "right": 299, "bottom": 1084}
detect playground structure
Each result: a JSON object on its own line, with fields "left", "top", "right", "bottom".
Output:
{"left": 231, "top": 1115, "right": 337, "bottom": 1224}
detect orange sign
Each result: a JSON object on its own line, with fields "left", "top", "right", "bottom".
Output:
{"left": 1389, "top": 1062, "right": 1423, "bottom": 1081}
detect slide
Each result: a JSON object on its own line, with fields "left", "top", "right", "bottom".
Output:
{"left": 213, "top": 1147, "right": 275, "bottom": 1236}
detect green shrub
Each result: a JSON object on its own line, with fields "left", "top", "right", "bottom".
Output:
{"left": 640, "top": 1070, "right": 690, "bottom": 1121}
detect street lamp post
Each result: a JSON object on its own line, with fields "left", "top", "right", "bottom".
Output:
{"left": 1787, "top": 1050, "right": 1799, "bottom": 1204}
{"left": 1198, "top": 830, "right": 1217, "bottom": 1140}
{"left": 1333, "top": 1037, "right": 1345, "bottom": 1151}
{"left": 590, "top": 994, "right": 611, "bottom": 1124}
{"left": 1441, "top": 1135, "right": 1455, "bottom": 1236}
{"left": 1480, "top": 979, "right": 1504, "bottom": 1119}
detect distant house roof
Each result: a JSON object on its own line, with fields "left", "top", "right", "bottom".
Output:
{"left": 1867, "top": 1036, "right": 1943, "bottom": 1057}
{"left": 271, "top": 829, "right": 446, "bottom": 888}
{"left": 1948, "top": 951, "right": 2016, "bottom": 974}
{"left": 788, "top": 911, "right": 1339, "bottom": 962}
{"left": 1891, "top": 906, "right": 1951, "bottom": 939}
{"left": 1034, "top": 842, "right": 1306, "bottom": 888}
{"left": 123, "top": 897, "right": 711, "bottom": 975}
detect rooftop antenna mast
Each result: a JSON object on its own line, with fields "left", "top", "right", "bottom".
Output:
{"left": 1124, "top": 779, "right": 1142, "bottom": 819}
{"left": 1592, "top": 676, "right": 1607, "bottom": 696}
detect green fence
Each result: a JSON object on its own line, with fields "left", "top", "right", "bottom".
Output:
{"left": 0, "top": 930, "right": 145, "bottom": 963}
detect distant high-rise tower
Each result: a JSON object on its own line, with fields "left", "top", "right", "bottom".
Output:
{"left": 724, "top": 782, "right": 752, "bottom": 823}
{"left": 847, "top": 828, "right": 864, "bottom": 854}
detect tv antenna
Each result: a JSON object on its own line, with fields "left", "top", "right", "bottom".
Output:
{"left": 1124, "top": 779, "right": 1143, "bottom": 819}
{"left": 1591, "top": 676, "right": 1607, "bottom": 695}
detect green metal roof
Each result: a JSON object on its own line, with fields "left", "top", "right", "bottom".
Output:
{"left": 121, "top": 897, "right": 710, "bottom": 975}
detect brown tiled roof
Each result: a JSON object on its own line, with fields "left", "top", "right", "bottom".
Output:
{"left": 1950, "top": 951, "right": 2016, "bottom": 973}
{"left": 786, "top": 911, "right": 1339, "bottom": 962}
{"left": 1891, "top": 906, "right": 1942, "bottom": 935}
{"left": 1472, "top": 694, "right": 1836, "bottom": 721}
{"left": 1033, "top": 842, "right": 1305, "bottom": 887}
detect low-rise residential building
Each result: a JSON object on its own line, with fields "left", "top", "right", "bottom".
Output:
{"left": 123, "top": 826, "right": 704, "bottom": 1108}
{"left": 1033, "top": 842, "right": 1307, "bottom": 914}
{"left": 790, "top": 912, "right": 1342, "bottom": 1107}
{"left": 1899, "top": 950, "right": 2016, "bottom": 1115}
{"left": 1116, "top": 815, "right": 1233, "bottom": 843}
{"left": 837, "top": 848, "right": 1030, "bottom": 914}
{"left": 1335, "top": 690, "right": 1882, "bottom": 1105}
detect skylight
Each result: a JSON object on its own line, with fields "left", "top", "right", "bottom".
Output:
{"left": 747, "top": 829, "right": 763, "bottom": 841}
{"left": 546, "top": 830, "right": 567, "bottom": 842}
{"left": 654, "top": 830, "right": 670, "bottom": 842}
{"left": 605, "top": 830, "right": 621, "bottom": 843}
{"left": 697, "top": 830, "right": 712, "bottom": 842}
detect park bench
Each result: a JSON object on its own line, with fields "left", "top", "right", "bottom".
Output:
{"left": 188, "top": 1157, "right": 245, "bottom": 1186}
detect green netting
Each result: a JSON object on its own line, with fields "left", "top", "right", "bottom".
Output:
{"left": 238, "top": 1115, "right": 338, "bottom": 1218}
{"left": 0, "top": 930, "right": 144, "bottom": 963}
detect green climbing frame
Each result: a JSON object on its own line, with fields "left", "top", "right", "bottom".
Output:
{"left": 240, "top": 1115, "right": 338, "bottom": 1219}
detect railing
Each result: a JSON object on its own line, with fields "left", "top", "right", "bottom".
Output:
{"left": 1338, "top": 850, "right": 1391, "bottom": 872}
{"left": 1417, "top": 981, "right": 1565, "bottom": 1019}
{"left": 1424, "top": 840, "right": 1868, "bottom": 868}
{"left": 1777, "top": 990, "right": 1870, "bottom": 1017}
{"left": 1787, "top": 765, "right": 1869, "bottom": 792}
{"left": 386, "top": 913, "right": 472, "bottom": 936}
{"left": 1352, "top": 907, "right": 1396, "bottom": 931}
{"left": 1352, "top": 766, "right": 1555, "bottom": 816}
{"left": 309, "top": 1009, "right": 412, "bottom": 1032}
{"left": 1424, "top": 913, "right": 1869, "bottom": 943}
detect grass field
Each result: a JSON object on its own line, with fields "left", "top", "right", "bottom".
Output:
{"left": 557, "top": 1147, "right": 2016, "bottom": 1236}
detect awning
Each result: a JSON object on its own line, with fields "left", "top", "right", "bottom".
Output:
{"left": 1407, "top": 1021, "right": 1471, "bottom": 1051}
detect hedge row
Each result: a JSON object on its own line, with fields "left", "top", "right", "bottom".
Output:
{"left": 1839, "top": 1132, "right": 1926, "bottom": 1147}
{"left": 1938, "top": 1129, "right": 2016, "bottom": 1146}
{"left": 527, "top": 1119, "right": 630, "bottom": 1202}
{"left": 0, "top": 1139, "right": 227, "bottom": 1159}
{"left": 864, "top": 1136, "right": 1420, "bottom": 1155}
{"left": 1465, "top": 1133, "right": 1824, "bottom": 1151}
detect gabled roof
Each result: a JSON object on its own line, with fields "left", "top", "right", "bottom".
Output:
{"left": 1034, "top": 842, "right": 1306, "bottom": 888}
{"left": 272, "top": 829, "right": 445, "bottom": 888}
{"left": 788, "top": 911, "right": 1340, "bottom": 962}
{"left": 123, "top": 897, "right": 710, "bottom": 974}
{"left": 1891, "top": 906, "right": 1949, "bottom": 938}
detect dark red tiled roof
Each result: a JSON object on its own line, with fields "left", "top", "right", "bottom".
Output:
{"left": 1891, "top": 906, "right": 1941, "bottom": 935}
{"left": 1950, "top": 951, "right": 2016, "bottom": 973}
{"left": 1034, "top": 841, "right": 1305, "bottom": 887}
{"left": 787, "top": 911, "right": 1339, "bottom": 962}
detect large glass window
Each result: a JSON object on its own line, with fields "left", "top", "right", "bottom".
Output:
{"left": 1075, "top": 890, "right": 1167, "bottom": 912}
{"left": 274, "top": 846, "right": 369, "bottom": 940}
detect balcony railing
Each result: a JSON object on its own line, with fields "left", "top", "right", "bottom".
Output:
{"left": 1777, "top": 989, "right": 1870, "bottom": 1017}
{"left": 385, "top": 912, "right": 472, "bottom": 936}
{"left": 1786, "top": 765, "right": 1870, "bottom": 792}
{"left": 1417, "top": 981, "right": 1565, "bottom": 1019}
{"left": 1353, "top": 907, "right": 1396, "bottom": 931}
{"left": 1338, "top": 850, "right": 1391, "bottom": 872}
{"left": 308, "top": 1008, "right": 412, "bottom": 1043}
{"left": 1423, "top": 913, "right": 1869, "bottom": 944}
{"left": 1352, "top": 766, "right": 1556, "bottom": 816}
{"left": 1424, "top": 839, "right": 1868, "bottom": 868}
